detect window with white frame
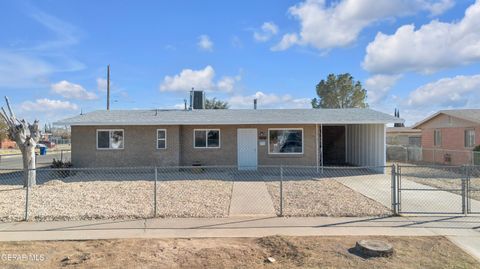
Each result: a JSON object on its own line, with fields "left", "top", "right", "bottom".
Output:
{"left": 97, "top": 129, "right": 124, "bottom": 149}
{"left": 194, "top": 129, "right": 220, "bottom": 148}
{"left": 434, "top": 129, "right": 442, "bottom": 146}
{"left": 465, "top": 129, "right": 475, "bottom": 148}
{"left": 157, "top": 129, "right": 167, "bottom": 149}
{"left": 268, "top": 129, "right": 303, "bottom": 154}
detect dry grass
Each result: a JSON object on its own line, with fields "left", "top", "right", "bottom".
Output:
{"left": 0, "top": 236, "right": 478, "bottom": 268}
{"left": 0, "top": 179, "right": 232, "bottom": 222}
{"left": 266, "top": 179, "right": 391, "bottom": 217}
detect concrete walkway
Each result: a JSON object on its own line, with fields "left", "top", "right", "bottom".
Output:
{"left": 336, "top": 175, "right": 480, "bottom": 214}
{"left": 228, "top": 181, "right": 276, "bottom": 216}
{"left": 0, "top": 216, "right": 479, "bottom": 260}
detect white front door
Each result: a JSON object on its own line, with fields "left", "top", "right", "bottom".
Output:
{"left": 237, "top": 128, "right": 258, "bottom": 170}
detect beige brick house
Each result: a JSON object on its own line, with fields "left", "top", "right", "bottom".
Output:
{"left": 413, "top": 109, "right": 480, "bottom": 165}
{"left": 57, "top": 108, "right": 402, "bottom": 168}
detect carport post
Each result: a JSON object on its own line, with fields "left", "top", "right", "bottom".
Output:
{"left": 154, "top": 167, "right": 157, "bottom": 218}
{"left": 280, "top": 165, "right": 283, "bottom": 217}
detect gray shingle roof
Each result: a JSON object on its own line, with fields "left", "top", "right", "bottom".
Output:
{"left": 56, "top": 108, "right": 403, "bottom": 126}
{"left": 412, "top": 109, "right": 480, "bottom": 128}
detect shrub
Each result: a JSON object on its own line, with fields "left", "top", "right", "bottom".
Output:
{"left": 51, "top": 159, "right": 73, "bottom": 168}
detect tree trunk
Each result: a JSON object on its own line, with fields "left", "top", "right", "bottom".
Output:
{"left": 21, "top": 145, "right": 36, "bottom": 187}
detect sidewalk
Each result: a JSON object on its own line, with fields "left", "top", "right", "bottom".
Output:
{"left": 0, "top": 216, "right": 479, "bottom": 260}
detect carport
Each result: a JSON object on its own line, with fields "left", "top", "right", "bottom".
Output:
{"left": 316, "top": 123, "right": 388, "bottom": 168}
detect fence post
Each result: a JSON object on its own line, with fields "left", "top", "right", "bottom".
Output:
{"left": 461, "top": 165, "right": 467, "bottom": 215}
{"left": 280, "top": 165, "right": 283, "bottom": 217}
{"left": 391, "top": 164, "right": 398, "bottom": 215}
{"left": 154, "top": 166, "right": 157, "bottom": 218}
{"left": 24, "top": 184, "right": 30, "bottom": 221}
{"left": 60, "top": 150, "right": 64, "bottom": 162}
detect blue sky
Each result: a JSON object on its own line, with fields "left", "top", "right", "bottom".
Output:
{"left": 1, "top": 0, "right": 480, "bottom": 126}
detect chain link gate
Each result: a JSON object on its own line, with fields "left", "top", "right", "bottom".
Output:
{"left": 395, "top": 164, "right": 480, "bottom": 215}
{"left": 467, "top": 165, "right": 480, "bottom": 214}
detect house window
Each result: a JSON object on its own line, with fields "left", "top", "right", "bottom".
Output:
{"left": 268, "top": 128, "right": 303, "bottom": 154}
{"left": 194, "top": 129, "right": 220, "bottom": 148}
{"left": 97, "top": 129, "right": 124, "bottom": 149}
{"left": 434, "top": 129, "right": 442, "bottom": 147}
{"left": 157, "top": 129, "right": 167, "bottom": 149}
{"left": 465, "top": 129, "right": 475, "bottom": 148}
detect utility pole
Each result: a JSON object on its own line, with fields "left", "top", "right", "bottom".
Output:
{"left": 107, "top": 65, "right": 110, "bottom": 110}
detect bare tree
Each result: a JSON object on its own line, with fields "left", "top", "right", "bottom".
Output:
{"left": 0, "top": 97, "right": 40, "bottom": 187}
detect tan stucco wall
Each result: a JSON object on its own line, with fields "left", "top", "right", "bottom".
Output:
{"left": 72, "top": 124, "right": 318, "bottom": 167}
{"left": 71, "top": 125, "right": 180, "bottom": 167}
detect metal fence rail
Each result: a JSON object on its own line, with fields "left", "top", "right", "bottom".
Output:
{"left": 1, "top": 164, "right": 479, "bottom": 223}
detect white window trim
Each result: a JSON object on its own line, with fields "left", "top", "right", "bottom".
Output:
{"left": 96, "top": 129, "right": 125, "bottom": 150}
{"left": 193, "top": 129, "right": 221, "bottom": 149}
{"left": 465, "top": 129, "right": 475, "bottom": 148}
{"left": 156, "top": 129, "right": 167, "bottom": 149}
{"left": 268, "top": 128, "right": 304, "bottom": 155}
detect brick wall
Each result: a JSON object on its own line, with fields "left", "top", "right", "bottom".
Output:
{"left": 421, "top": 126, "right": 479, "bottom": 165}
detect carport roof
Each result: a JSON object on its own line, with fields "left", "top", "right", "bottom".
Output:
{"left": 56, "top": 108, "right": 404, "bottom": 126}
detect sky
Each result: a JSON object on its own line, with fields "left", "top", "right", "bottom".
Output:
{"left": 1, "top": 0, "right": 480, "bottom": 126}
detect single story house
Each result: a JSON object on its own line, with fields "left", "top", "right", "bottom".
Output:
{"left": 386, "top": 127, "right": 421, "bottom": 147}
{"left": 412, "top": 109, "right": 480, "bottom": 165}
{"left": 0, "top": 138, "right": 16, "bottom": 149}
{"left": 56, "top": 108, "right": 403, "bottom": 169}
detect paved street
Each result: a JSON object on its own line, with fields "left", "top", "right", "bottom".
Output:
{"left": 0, "top": 151, "right": 71, "bottom": 170}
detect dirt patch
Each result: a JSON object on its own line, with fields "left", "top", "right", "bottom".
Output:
{"left": 266, "top": 179, "right": 391, "bottom": 217}
{"left": 0, "top": 236, "right": 478, "bottom": 268}
{"left": 257, "top": 235, "right": 306, "bottom": 265}
{"left": 0, "top": 179, "right": 232, "bottom": 222}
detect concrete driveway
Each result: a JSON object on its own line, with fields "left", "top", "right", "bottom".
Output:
{"left": 335, "top": 174, "right": 480, "bottom": 215}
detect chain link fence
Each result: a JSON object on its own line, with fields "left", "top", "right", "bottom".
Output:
{"left": 387, "top": 145, "right": 480, "bottom": 166}
{"left": 1, "top": 164, "right": 479, "bottom": 223}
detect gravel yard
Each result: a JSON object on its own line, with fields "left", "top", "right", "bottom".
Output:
{"left": 0, "top": 179, "right": 232, "bottom": 222}
{"left": 266, "top": 179, "right": 391, "bottom": 217}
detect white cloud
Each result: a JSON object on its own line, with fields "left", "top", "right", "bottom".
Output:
{"left": 217, "top": 75, "right": 241, "bottom": 93}
{"left": 51, "top": 80, "right": 97, "bottom": 100}
{"left": 254, "top": 22, "right": 279, "bottom": 42}
{"left": 228, "top": 91, "right": 310, "bottom": 109}
{"left": 273, "top": 0, "right": 454, "bottom": 51}
{"left": 97, "top": 78, "right": 107, "bottom": 92}
{"left": 160, "top": 66, "right": 215, "bottom": 92}
{"left": 407, "top": 74, "right": 480, "bottom": 106}
{"left": 0, "top": 9, "right": 85, "bottom": 89}
{"left": 365, "top": 74, "right": 401, "bottom": 104}
{"left": 159, "top": 66, "right": 240, "bottom": 93}
{"left": 21, "top": 98, "right": 78, "bottom": 112}
{"left": 363, "top": 0, "right": 480, "bottom": 74}
{"left": 197, "top": 35, "right": 213, "bottom": 51}
{"left": 271, "top": 34, "right": 299, "bottom": 51}
{"left": 0, "top": 51, "right": 52, "bottom": 87}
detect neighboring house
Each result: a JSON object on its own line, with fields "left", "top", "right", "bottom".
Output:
{"left": 386, "top": 127, "right": 421, "bottom": 146}
{"left": 0, "top": 139, "right": 16, "bottom": 149}
{"left": 56, "top": 108, "right": 402, "bottom": 169}
{"left": 386, "top": 127, "right": 422, "bottom": 162}
{"left": 413, "top": 109, "right": 480, "bottom": 165}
